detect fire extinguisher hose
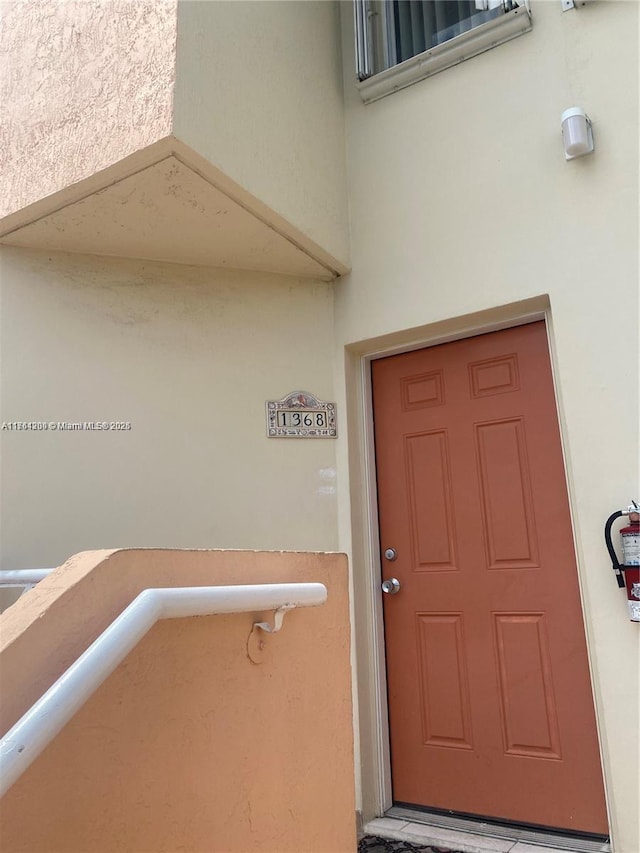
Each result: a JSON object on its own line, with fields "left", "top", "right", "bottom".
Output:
{"left": 604, "top": 511, "right": 626, "bottom": 588}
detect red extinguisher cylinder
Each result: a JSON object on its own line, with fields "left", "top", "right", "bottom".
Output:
{"left": 621, "top": 521, "right": 640, "bottom": 621}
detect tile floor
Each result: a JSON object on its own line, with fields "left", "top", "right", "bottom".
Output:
{"left": 363, "top": 818, "right": 611, "bottom": 853}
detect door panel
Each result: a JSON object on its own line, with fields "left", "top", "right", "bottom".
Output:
{"left": 372, "top": 322, "right": 607, "bottom": 835}
{"left": 475, "top": 418, "right": 539, "bottom": 568}
{"left": 416, "top": 613, "right": 474, "bottom": 749}
{"left": 405, "top": 431, "right": 457, "bottom": 569}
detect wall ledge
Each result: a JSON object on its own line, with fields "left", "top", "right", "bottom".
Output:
{"left": 0, "top": 138, "right": 349, "bottom": 280}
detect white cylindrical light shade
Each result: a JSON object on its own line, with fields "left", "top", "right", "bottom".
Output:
{"left": 561, "top": 107, "right": 593, "bottom": 159}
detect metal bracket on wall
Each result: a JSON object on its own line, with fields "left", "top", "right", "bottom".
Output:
{"left": 247, "top": 605, "right": 298, "bottom": 664}
{"left": 253, "top": 604, "right": 296, "bottom": 634}
{"left": 562, "top": 0, "right": 590, "bottom": 10}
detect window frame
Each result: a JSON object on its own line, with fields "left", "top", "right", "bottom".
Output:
{"left": 355, "top": 0, "right": 532, "bottom": 104}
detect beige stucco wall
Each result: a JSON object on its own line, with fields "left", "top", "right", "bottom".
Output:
{"left": 0, "top": 548, "right": 356, "bottom": 852}
{"left": 337, "top": 2, "right": 639, "bottom": 850}
{"left": 0, "top": 0, "right": 177, "bottom": 218}
{"left": 173, "top": 0, "right": 350, "bottom": 270}
{"left": 1, "top": 1, "right": 348, "bottom": 277}
{"left": 0, "top": 248, "right": 338, "bottom": 570}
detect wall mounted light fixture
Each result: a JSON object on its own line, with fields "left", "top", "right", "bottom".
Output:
{"left": 561, "top": 108, "right": 594, "bottom": 160}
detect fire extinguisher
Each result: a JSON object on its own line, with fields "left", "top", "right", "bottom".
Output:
{"left": 604, "top": 500, "right": 640, "bottom": 621}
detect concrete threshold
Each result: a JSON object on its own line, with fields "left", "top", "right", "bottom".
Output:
{"left": 364, "top": 813, "right": 611, "bottom": 853}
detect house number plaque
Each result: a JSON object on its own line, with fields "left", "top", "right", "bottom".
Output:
{"left": 266, "top": 391, "right": 336, "bottom": 438}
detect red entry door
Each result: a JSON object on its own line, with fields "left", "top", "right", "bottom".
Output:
{"left": 372, "top": 322, "right": 607, "bottom": 835}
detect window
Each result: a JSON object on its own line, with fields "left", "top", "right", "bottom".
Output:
{"left": 355, "top": 0, "right": 531, "bottom": 103}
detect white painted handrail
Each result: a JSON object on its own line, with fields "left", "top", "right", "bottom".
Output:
{"left": 0, "top": 569, "right": 54, "bottom": 588}
{"left": 0, "top": 582, "right": 327, "bottom": 797}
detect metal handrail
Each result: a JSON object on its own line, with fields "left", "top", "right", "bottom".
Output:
{"left": 0, "top": 569, "right": 54, "bottom": 588}
{"left": 0, "top": 582, "right": 327, "bottom": 797}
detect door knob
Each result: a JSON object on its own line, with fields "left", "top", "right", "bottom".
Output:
{"left": 381, "top": 577, "right": 401, "bottom": 595}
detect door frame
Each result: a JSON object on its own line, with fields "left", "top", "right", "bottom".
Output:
{"left": 348, "top": 298, "right": 605, "bottom": 823}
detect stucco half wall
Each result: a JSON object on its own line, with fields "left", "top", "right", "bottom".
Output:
{"left": 0, "top": 549, "right": 356, "bottom": 853}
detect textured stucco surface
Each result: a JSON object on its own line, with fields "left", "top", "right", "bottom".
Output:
{"left": 0, "top": 247, "right": 338, "bottom": 570}
{"left": 1, "top": 155, "right": 334, "bottom": 277}
{"left": 337, "top": 1, "right": 638, "bottom": 847}
{"left": 0, "top": 1, "right": 348, "bottom": 274}
{"left": 173, "top": 0, "right": 350, "bottom": 268}
{"left": 0, "top": 549, "right": 356, "bottom": 853}
{"left": 0, "top": 0, "right": 176, "bottom": 218}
